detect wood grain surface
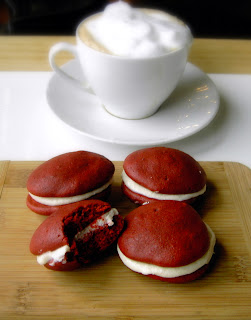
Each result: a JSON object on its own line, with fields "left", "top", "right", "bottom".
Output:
{"left": 1, "top": 36, "right": 251, "bottom": 74}
{"left": 0, "top": 161, "right": 251, "bottom": 319}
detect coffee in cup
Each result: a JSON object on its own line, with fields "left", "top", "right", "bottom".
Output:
{"left": 78, "top": 3, "right": 192, "bottom": 58}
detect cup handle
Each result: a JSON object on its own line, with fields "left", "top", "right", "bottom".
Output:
{"left": 49, "top": 42, "right": 89, "bottom": 90}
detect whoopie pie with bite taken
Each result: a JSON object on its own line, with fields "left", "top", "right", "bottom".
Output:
{"left": 30, "top": 199, "right": 124, "bottom": 271}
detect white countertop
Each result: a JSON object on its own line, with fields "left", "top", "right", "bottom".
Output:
{"left": 0, "top": 70, "right": 250, "bottom": 168}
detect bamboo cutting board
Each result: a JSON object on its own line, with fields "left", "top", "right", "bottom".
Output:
{"left": 0, "top": 161, "right": 251, "bottom": 319}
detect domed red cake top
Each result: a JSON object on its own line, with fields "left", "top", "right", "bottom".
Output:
{"left": 123, "top": 147, "right": 206, "bottom": 194}
{"left": 27, "top": 151, "right": 114, "bottom": 197}
{"left": 118, "top": 201, "right": 210, "bottom": 268}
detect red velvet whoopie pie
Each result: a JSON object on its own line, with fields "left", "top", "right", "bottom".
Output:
{"left": 30, "top": 199, "right": 124, "bottom": 271}
{"left": 117, "top": 201, "right": 216, "bottom": 283}
{"left": 27, "top": 151, "right": 115, "bottom": 215}
{"left": 122, "top": 147, "right": 207, "bottom": 205}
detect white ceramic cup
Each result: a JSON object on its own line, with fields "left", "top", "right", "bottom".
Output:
{"left": 49, "top": 15, "right": 191, "bottom": 120}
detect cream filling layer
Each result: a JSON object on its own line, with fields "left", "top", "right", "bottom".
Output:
{"left": 117, "top": 223, "right": 215, "bottom": 278}
{"left": 122, "top": 170, "right": 206, "bottom": 202}
{"left": 37, "top": 209, "right": 118, "bottom": 266}
{"left": 37, "top": 245, "right": 70, "bottom": 266}
{"left": 29, "top": 178, "right": 113, "bottom": 206}
{"left": 74, "top": 208, "right": 119, "bottom": 240}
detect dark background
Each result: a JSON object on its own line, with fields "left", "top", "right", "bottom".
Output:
{"left": 1, "top": 0, "right": 251, "bottom": 39}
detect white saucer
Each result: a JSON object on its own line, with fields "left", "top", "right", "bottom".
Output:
{"left": 46, "top": 60, "right": 219, "bottom": 146}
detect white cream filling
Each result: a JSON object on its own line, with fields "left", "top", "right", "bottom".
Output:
{"left": 117, "top": 223, "right": 215, "bottom": 278}
{"left": 37, "top": 245, "right": 70, "bottom": 266}
{"left": 29, "top": 178, "right": 113, "bottom": 206}
{"left": 122, "top": 170, "right": 206, "bottom": 202}
{"left": 75, "top": 208, "right": 119, "bottom": 240}
{"left": 37, "top": 209, "right": 118, "bottom": 266}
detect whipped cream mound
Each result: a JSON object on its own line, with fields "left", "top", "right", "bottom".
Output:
{"left": 122, "top": 170, "right": 206, "bottom": 202}
{"left": 86, "top": 1, "right": 192, "bottom": 58}
{"left": 118, "top": 223, "right": 216, "bottom": 278}
{"left": 37, "top": 209, "right": 119, "bottom": 266}
{"left": 29, "top": 178, "right": 113, "bottom": 206}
